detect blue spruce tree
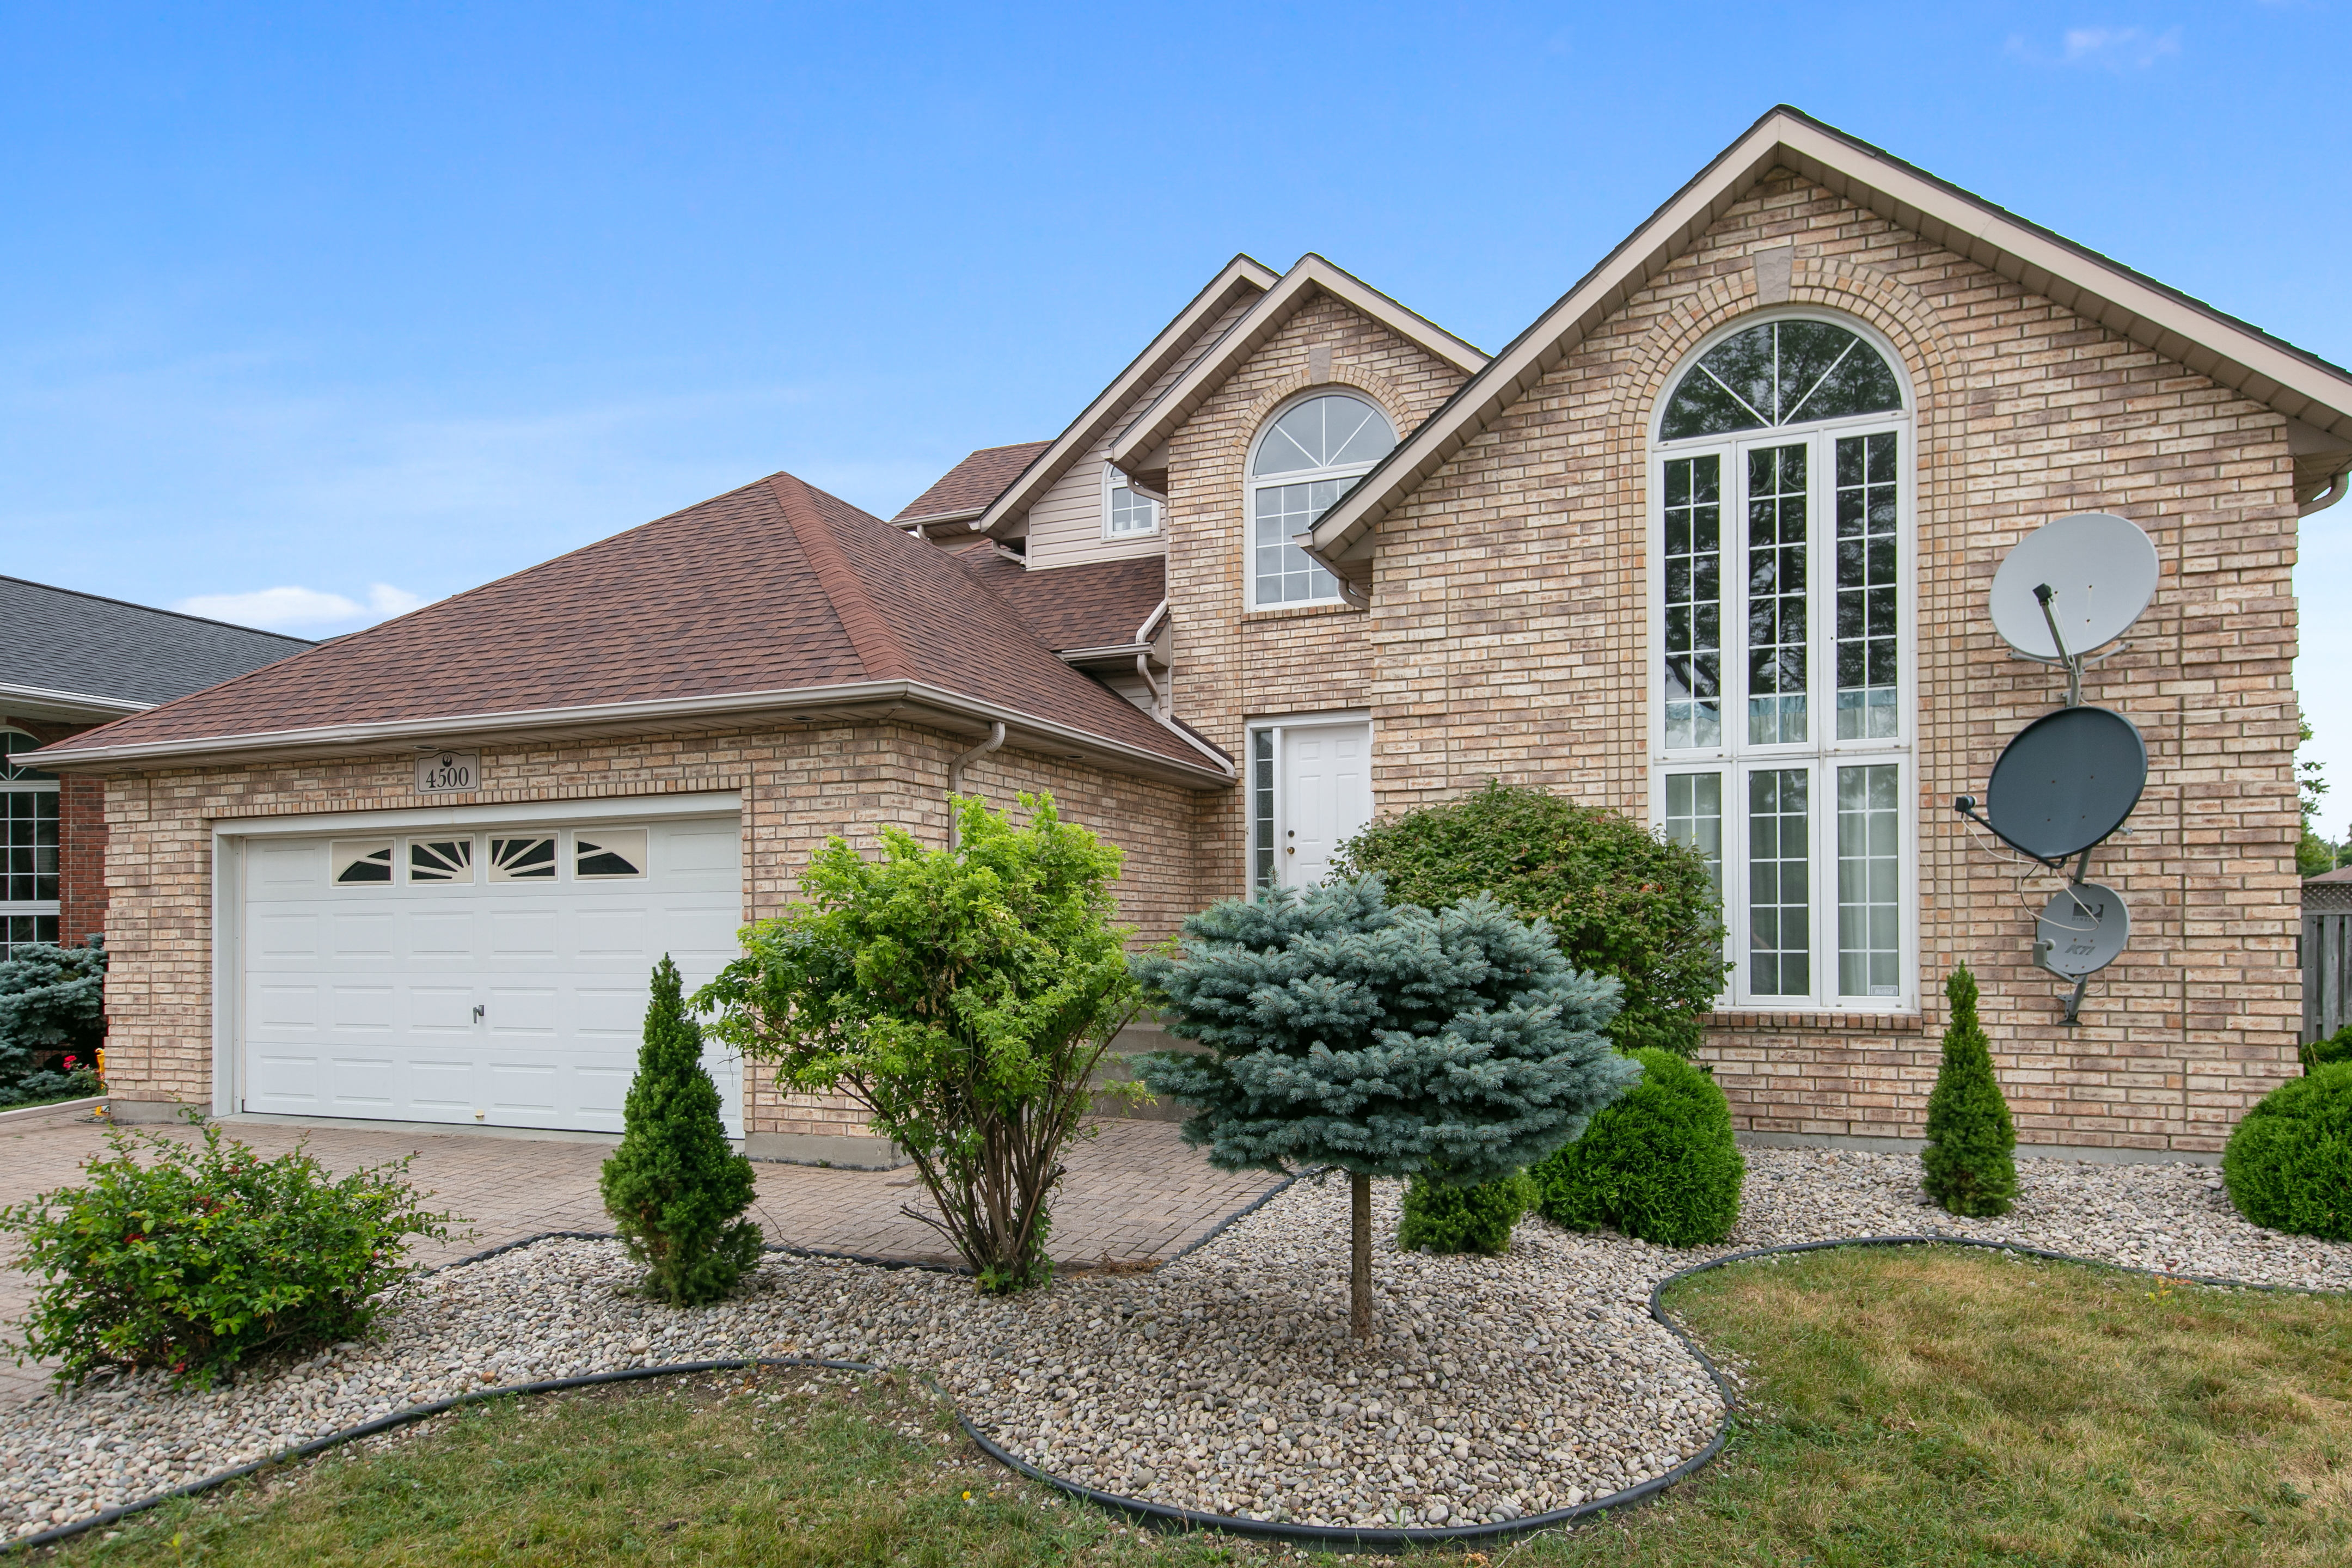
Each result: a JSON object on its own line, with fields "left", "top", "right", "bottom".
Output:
{"left": 1134, "top": 875, "right": 1638, "bottom": 1337}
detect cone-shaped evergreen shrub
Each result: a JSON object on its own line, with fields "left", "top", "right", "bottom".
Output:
{"left": 1397, "top": 1169, "right": 1538, "bottom": 1255}
{"left": 1530, "top": 1048, "right": 1744, "bottom": 1245}
{"left": 600, "top": 956, "right": 762, "bottom": 1306}
{"left": 1134, "top": 875, "right": 1638, "bottom": 1336}
{"left": 1920, "top": 965, "right": 2016, "bottom": 1217}
{"left": 2222, "top": 1062, "right": 2352, "bottom": 1240}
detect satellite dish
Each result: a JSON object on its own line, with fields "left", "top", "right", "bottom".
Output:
{"left": 1990, "top": 513, "right": 2159, "bottom": 660}
{"left": 1982, "top": 705, "right": 2147, "bottom": 862}
{"left": 2032, "top": 881, "right": 2130, "bottom": 978}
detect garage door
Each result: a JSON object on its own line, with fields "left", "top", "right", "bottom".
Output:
{"left": 240, "top": 815, "right": 745, "bottom": 1136}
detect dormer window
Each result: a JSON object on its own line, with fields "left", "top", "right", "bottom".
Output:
{"left": 1104, "top": 464, "right": 1160, "bottom": 538}
{"left": 1246, "top": 393, "right": 1394, "bottom": 609}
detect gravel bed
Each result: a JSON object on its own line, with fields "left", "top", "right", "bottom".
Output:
{"left": 5, "top": 1148, "right": 2348, "bottom": 1539}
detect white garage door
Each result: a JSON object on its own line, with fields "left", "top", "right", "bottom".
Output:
{"left": 240, "top": 815, "right": 745, "bottom": 1136}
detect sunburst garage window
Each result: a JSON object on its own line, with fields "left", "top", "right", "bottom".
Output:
{"left": 489, "top": 836, "right": 558, "bottom": 881}
{"left": 574, "top": 829, "right": 646, "bottom": 879}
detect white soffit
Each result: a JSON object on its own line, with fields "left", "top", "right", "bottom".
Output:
{"left": 1307, "top": 105, "right": 2352, "bottom": 578}
{"left": 1107, "top": 255, "right": 1490, "bottom": 476}
{"left": 974, "top": 255, "right": 1282, "bottom": 538}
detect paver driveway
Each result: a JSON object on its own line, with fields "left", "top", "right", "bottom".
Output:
{"left": 0, "top": 1105, "right": 1280, "bottom": 1410}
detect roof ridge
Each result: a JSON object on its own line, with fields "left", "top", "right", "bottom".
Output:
{"left": 766, "top": 473, "right": 915, "bottom": 682}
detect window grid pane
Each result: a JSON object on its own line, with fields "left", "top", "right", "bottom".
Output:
{"left": 1662, "top": 455, "right": 1723, "bottom": 750}
{"left": 1, "top": 914, "right": 58, "bottom": 957}
{"left": 1835, "top": 432, "right": 1900, "bottom": 740}
{"left": 1748, "top": 768, "right": 1810, "bottom": 996}
{"left": 5, "top": 789, "right": 62, "bottom": 903}
{"left": 1837, "top": 764, "right": 1902, "bottom": 998}
{"left": 1664, "top": 773, "right": 1724, "bottom": 897}
{"left": 1253, "top": 480, "right": 1344, "bottom": 605}
{"left": 1108, "top": 478, "right": 1158, "bottom": 537}
{"left": 1251, "top": 732, "right": 1276, "bottom": 890}
{"left": 1746, "top": 443, "right": 1809, "bottom": 744}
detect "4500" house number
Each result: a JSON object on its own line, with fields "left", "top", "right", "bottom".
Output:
{"left": 414, "top": 750, "right": 480, "bottom": 794}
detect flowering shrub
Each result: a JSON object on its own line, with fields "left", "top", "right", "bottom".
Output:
{"left": 0, "top": 1119, "right": 456, "bottom": 1388}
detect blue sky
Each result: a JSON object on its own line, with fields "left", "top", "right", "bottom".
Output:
{"left": 4, "top": 3, "right": 2349, "bottom": 828}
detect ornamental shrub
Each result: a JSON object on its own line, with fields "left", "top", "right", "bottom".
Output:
{"left": 699, "top": 793, "right": 1142, "bottom": 1295}
{"left": 1530, "top": 1048, "right": 1744, "bottom": 1246}
{"left": 2302, "top": 1023, "right": 2352, "bottom": 1075}
{"left": 0, "top": 1118, "right": 454, "bottom": 1389}
{"left": 1398, "top": 1169, "right": 1538, "bottom": 1255}
{"left": 1920, "top": 965, "right": 2017, "bottom": 1217}
{"left": 2223, "top": 1063, "right": 2352, "bottom": 1240}
{"left": 1333, "top": 781, "right": 1728, "bottom": 1056}
{"left": 600, "top": 955, "right": 763, "bottom": 1306}
{"left": 0, "top": 937, "right": 106, "bottom": 1087}
{"left": 1133, "top": 875, "right": 1637, "bottom": 1336}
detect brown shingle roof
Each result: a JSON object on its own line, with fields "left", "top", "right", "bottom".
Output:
{"left": 38, "top": 471, "right": 1218, "bottom": 777}
{"left": 892, "top": 441, "right": 1052, "bottom": 525}
{"left": 958, "top": 554, "right": 1165, "bottom": 653}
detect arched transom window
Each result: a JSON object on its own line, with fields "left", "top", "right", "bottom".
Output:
{"left": 1247, "top": 393, "right": 1394, "bottom": 609}
{"left": 1, "top": 730, "right": 59, "bottom": 957}
{"left": 1651, "top": 315, "right": 1912, "bottom": 1014}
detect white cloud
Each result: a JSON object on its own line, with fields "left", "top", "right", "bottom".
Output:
{"left": 174, "top": 583, "right": 425, "bottom": 633}
{"left": 2006, "top": 25, "right": 2183, "bottom": 70}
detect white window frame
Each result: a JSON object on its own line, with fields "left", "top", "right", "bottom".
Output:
{"left": 1243, "top": 393, "right": 1393, "bottom": 612}
{"left": 1646, "top": 311, "right": 1918, "bottom": 1014}
{"left": 1242, "top": 711, "right": 1374, "bottom": 892}
{"left": 1101, "top": 462, "right": 1160, "bottom": 540}
{"left": 1, "top": 729, "right": 60, "bottom": 956}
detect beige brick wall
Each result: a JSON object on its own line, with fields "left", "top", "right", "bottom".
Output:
{"left": 94, "top": 721, "right": 1206, "bottom": 1141}
{"left": 1336, "top": 168, "right": 2301, "bottom": 1152}
{"left": 1165, "top": 291, "right": 1474, "bottom": 893}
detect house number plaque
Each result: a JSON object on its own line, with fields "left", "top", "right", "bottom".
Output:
{"left": 415, "top": 750, "right": 480, "bottom": 794}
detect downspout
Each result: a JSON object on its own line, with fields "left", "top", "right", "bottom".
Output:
{"left": 946, "top": 721, "right": 1005, "bottom": 849}
{"left": 1135, "top": 653, "right": 1166, "bottom": 721}
{"left": 2301, "top": 464, "right": 2352, "bottom": 518}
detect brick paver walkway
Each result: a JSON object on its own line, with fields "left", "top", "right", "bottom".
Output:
{"left": 0, "top": 1107, "right": 1278, "bottom": 1411}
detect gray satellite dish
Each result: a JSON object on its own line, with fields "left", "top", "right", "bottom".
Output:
{"left": 1976, "top": 705, "right": 2148, "bottom": 863}
{"left": 2032, "top": 881, "right": 2130, "bottom": 978}
{"left": 1990, "top": 513, "right": 2158, "bottom": 661}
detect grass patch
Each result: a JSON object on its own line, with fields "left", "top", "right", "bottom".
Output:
{"left": 26, "top": 1247, "right": 2352, "bottom": 1566}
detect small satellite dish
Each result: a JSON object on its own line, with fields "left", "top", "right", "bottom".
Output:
{"left": 1981, "top": 705, "right": 2147, "bottom": 862}
{"left": 2032, "top": 881, "right": 2130, "bottom": 978}
{"left": 1990, "top": 513, "right": 2159, "bottom": 660}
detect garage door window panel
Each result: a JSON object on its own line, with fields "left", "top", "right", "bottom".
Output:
{"left": 574, "top": 829, "right": 647, "bottom": 879}
{"left": 408, "top": 838, "right": 475, "bottom": 883}
{"left": 332, "top": 841, "right": 395, "bottom": 885}
{"left": 489, "top": 837, "right": 558, "bottom": 881}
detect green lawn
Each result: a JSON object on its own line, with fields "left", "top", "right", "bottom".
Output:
{"left": 33, "top": 1246, "right": 2352, "bottom": 1566}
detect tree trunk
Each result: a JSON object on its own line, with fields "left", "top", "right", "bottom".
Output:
{"left": 1350, "top": 1171, "right": 1371, "bottom": 1340}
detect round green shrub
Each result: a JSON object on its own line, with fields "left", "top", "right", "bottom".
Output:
{"left": 1397, "top": 1169, "right": 1538, "bottom": 1255}
{"left": 1333, "top": 780, "right": 1728, "bottom": 1055}
{"left": 2223, "top": 1063, "right": 2352, "bottom": 1241}
{"left": 2301, "top": 1023, "right": 2352, "bottom": 1075}
{"left": 1530, "top": 1048, "right": 1744, "bottom": 1245}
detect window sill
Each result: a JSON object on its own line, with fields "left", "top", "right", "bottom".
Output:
{"left": 1244, "top": 601, "right": 1364, "bottom": 622}
{"left": 1700, "top": 1009, "right": 1926, "bottom": 1034}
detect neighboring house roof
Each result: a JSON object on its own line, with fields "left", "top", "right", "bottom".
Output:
{"left": 0, "top": 575, "right": 313, "bottom": 722}
{"left": 959, "top": 555, "right": 1166, "bottom": 654}
{"left": 2308, "top": 866, "right": 2352, "bottom": 884}
{"left": 1306, "top": 104, "right": 2352, "bottom": 590}
{"left": 1107, "top": 254, "right": 1489, "bottom": 494}
{"left": 973, "top": 255, "right": 1282, "bottom": 539}
{"left": 892, "top": 440, "right": 1053, "bottom": 530}
{"left": 31, "top": 474, "right": 1230, "bottom": 785}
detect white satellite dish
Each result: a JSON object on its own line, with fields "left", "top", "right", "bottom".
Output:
{"left": 1990, "top": 513, "right": 2159, "bottom": 661}
{"left": 2031, "top": 881, "right": 2130, "bottom": 979}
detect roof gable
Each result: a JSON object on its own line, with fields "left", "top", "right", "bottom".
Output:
{"left": 1306, "top": 105, "right": 2352, "bottom": 583}
{"left": 1107, "top": 254, "right": 1488, "bottom": 486}
{"left": 892, "top": 440, "right": 1053, "bottom": 530}
{"left": 971, "top": 255, "right": 1282, "bottom": 538}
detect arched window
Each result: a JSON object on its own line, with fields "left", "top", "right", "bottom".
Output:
{"left": 1247, "top": 393, "right": 1393, "bottom": 609}
{"left": 1651, "top": 315, "right": 1912, "bottom": 1014}
{"left": 1, "top": 730, "right": 60, "bottom": 956}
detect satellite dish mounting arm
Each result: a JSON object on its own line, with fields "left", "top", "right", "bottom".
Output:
{"left": 2033, "top": 583, "right": 2083, "bottom": 707}
{"left": 1952, "top": 793, "right": 2079, "bottom": 871}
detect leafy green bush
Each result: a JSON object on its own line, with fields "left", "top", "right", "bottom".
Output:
{"left": 2223, "top": 1063, "right": 2352, "bottom": 1240}
{"left": 0, "top": 937, "right": 106, "bottom": 1089}
{"left": 1333, "top": 781, "right": 1728, "bottom": 1055}
{"left": 1398, "top": 1169, "right": 1538, "bottom": 1255}
{"left": 0, "top": 1057, "right": 102, "bottom": 1109}
{"left": 1920, "top": 966, "right": 2017, "bottom": 1217}
{"left": 700, "top": 793, "right": 1142, "bottom": 1294}
{"left": 2302, "top": 1024, "right": 2352, "bottom": 1075}
{"left": 0, "top": 1119, "right": 454, "bottom": 1388}
{"left": 601, "top": 956, "right": 762, "bottom": 1306}
{"left": 1530, "top": 1048, "right": 1744, "bottom": 1245}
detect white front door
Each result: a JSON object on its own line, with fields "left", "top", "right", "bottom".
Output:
{"left": 1275, "top": 721, "right": 1373, "bottom": 888}
{"left": 239, "top": 815, "right": 744, "bottom": 1136}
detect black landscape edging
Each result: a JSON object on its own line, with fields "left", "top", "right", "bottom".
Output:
{"left": 14, "top": 1226, "right": 2340, "bottom": 1554}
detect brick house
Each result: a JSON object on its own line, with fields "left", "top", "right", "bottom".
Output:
{"left": 1, "top": 576, "right": 309, "bottom": 958}
{"left": 34, "top": 108, "right": 2352, "bottom": 1162}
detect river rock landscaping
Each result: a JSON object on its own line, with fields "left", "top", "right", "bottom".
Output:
{"left": 6, "top": 1146, "right": 2350, "bottom": 1541}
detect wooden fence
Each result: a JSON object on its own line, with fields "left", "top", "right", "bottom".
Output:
{"left": 2305, "top": 898, "right": 2352, "bottom": 1044}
